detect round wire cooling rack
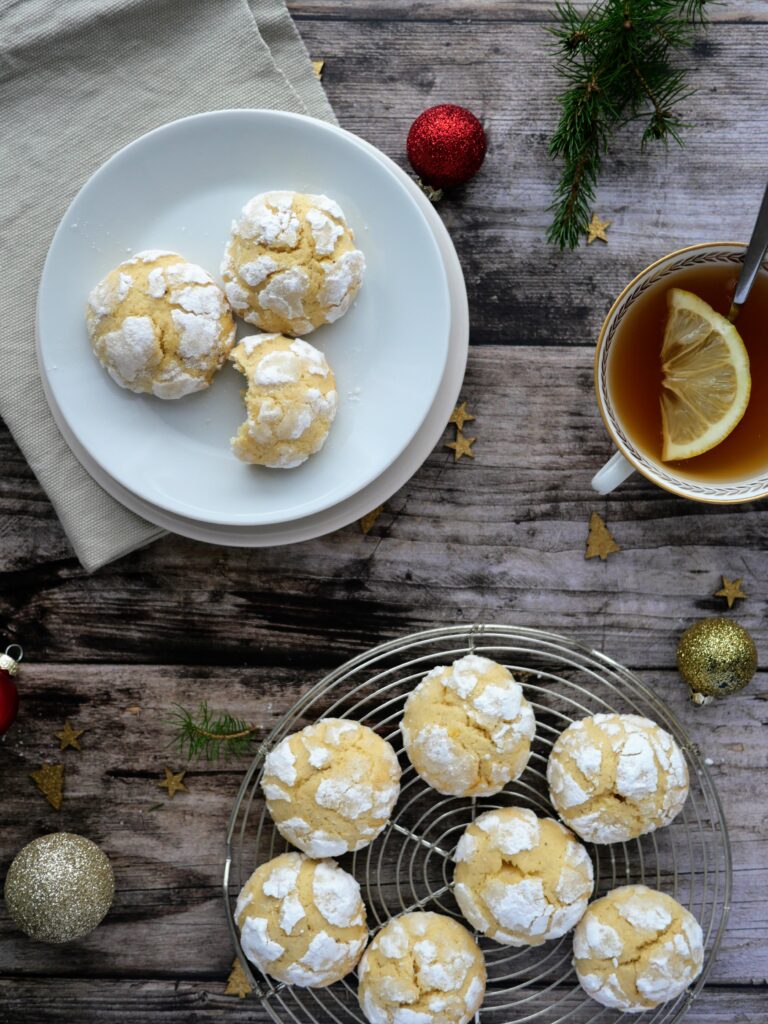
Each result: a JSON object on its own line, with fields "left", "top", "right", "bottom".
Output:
{"left": 223, "top": 624, "right": 731, "bottom": 1024}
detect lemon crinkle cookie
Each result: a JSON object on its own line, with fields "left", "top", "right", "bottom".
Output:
{"left": 222, "top": 191, "right": 365, "bottom": 335}
{"left": 86, "top": 250, "right": 235, "bottom": 398}
{"left": 235, "top": 851, "right": 367, "bottom": 987}
{"left": 401, "top": 655, "right": 535, "bottom": 797}
{"left": 573, "top": 884, "right": 704, "bottom": 1012}
{"left": 453, "top": 807, "right": 593, "bottom": 947}
{"left": 358, "top": 911, "right": 486, "bottom": 1024}
{"left": 229, "top": 334, "right": 338, "bottom": 468}
{"left": 261, "top": 719, "right": 401, "bottom": 857}
{"left": 546, "top": 713, "right": 689, "bottom": 844}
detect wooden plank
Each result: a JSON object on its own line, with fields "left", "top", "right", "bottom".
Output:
{"left": 0, "top": 664, "right": 764, "bottom": 986}
{"left": 0, "top": 977, "right": 765, "bottom": 1024}
{"left": 289, "top": 0, "right": 768, "bottom": 22}
{"left": 2, "top": 349, "right": 768, "bottom": 668}
{"left": 295, "top": 18, "right": 768, "bottom": 346}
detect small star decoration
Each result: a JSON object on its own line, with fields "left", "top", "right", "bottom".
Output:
{"left": 585, "top": 512, "right": 620, "bottom": 561}
{"left": 225, "top": 958, "right": 252, "bottom": 998}
{"left": 158, "top": 768, "right": 187, "bottom": 798}
{"left": 311, "top": 60, "right": 325, "bottom": 79}
{"left": 586, "top": 212, "right": 611, "bottom": 244}
{"left": 56, "top": 720, "right": 84, "bottom": 752}
{"left": 360, "top": 505, "right": 384, "bottom": 535}
{"left": 449, "top": 402, "right": 476, "bottom": 432}
{"left": 31, "top": 763, "right": 64, "bottom": 810}
{"left": 445, "top": 432, "right": 476, "bottom": 461}
{"left": 714, "top": 576, "right": 747, "bottom": 609}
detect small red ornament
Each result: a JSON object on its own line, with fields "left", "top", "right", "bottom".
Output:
{"left": 407, "top": 104, "right": 487, "bottom": 189}
{"left": 0, "top": 645, "right": 22, "bottom": 737}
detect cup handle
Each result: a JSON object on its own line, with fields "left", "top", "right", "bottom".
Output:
{"left": 591, "top": 450, "right": 635, "bottom": 494}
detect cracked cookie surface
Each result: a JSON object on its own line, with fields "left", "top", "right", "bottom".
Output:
{"left": 358, "top": 911, "right": 486, "bottom": 1024}
{"left": 453, "top": 807, "right": 593, "bottom": 946}
{"left": 86, "top": 250, "right": 235, "bottom": 398}
{"left": 262, "top": 719, "right": 401, "bottom": 857}
{"left": 547, "top": 713, "right": 689, "bottom": 843}
{"left": 229, "top": 334, "right": 337, "bottom": 468}
{"left": 401, "top": 655, "right": 535, "bottom": 797}
{"left": 235, "top": 851, "right": 367, "bottom": 987}
{"left": 222, "top": 192, "right": 365, "bottom": 336}
{"left": 573, "top": 884, "right": 704, "bottom": 1012}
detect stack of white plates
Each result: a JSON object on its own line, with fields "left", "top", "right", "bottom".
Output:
{"left": 36, "top": 111, "right": 468, "bottom": 547}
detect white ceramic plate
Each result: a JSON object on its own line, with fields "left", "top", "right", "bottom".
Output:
{"left": 36, "top": 118, "right": 469, "bottom": 548}
{"left": 37, "top": 110, "right": 450, "bottom": 526}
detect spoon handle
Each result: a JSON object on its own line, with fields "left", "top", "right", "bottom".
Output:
{"left": 729, "top": 179, "right": 768, "bottom": 321}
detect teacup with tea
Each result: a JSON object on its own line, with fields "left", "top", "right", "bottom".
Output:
{"left": 593, "top": 242, "right": 768, "bottom": 503}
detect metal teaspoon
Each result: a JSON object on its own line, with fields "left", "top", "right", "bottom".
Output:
{"left": 729, "top": 179, "right": 768, "bottom": 322}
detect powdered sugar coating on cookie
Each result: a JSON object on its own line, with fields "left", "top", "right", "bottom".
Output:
{"left": 454, "top": 807, "right": 593, "bottom": 947}
{"left": 547, "top": 714, "right": 689, "bottom": 844}
{"left": 401, "top": 656, "right": 536, "bottom": 797}
{"left": 86, "top": 252, "right": 234, "bottom": 398}
{"left": 358, "top": 912, "right": 486, "bottom": 1024}
{"left": 222, "top": 191, "right": 365, "bottom": 336}
{"left": 229, "top": 334, "right": 338, "bottom": 468}
{"left": 573, "top": 884, "right": 704, "bottom": 1012}
{"left": 235, "top": 852, "right": 367, "bottom": 988}
{"left": 262, "top": 719, "right": 401, "bottom": 857}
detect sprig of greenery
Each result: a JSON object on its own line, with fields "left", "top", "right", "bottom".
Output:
{"left": 171, "top": 701, "right": 259, "bottom": 761}
{"left": 547, "top": 0, "right": 708, "bottom": 249}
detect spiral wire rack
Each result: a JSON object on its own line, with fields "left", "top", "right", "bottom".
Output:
{"left": 224, "top": 625, "right": 731, "bottom": 1024}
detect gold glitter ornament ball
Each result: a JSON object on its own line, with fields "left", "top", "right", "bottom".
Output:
{"left": 677, "top": 618, "right": 757, "bottom": 705}
{"left": 4, "top": 833, "right": 114, "bottom": 943}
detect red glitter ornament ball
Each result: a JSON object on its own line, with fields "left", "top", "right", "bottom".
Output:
{"left": 407, "top": 104, "right": 487, "bottom": 189}
{"left": 0, "top": 647, "right": 21, "bottom": 737}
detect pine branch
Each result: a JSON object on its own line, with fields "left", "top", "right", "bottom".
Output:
{"left": 170, "top": 701, "right": 260, "bottom": 762}
{"left": 547, "top": 0, "right": 709, "bottom": 249}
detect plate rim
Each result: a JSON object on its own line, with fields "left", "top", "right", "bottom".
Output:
{"left": 36, "top": 108, "right": 452, "bottom": 526}
{"left": 35, "top": 117, "right": 469, "bottom": 549}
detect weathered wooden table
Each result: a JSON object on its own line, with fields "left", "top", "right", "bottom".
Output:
{"left": 1, "top": 2, "right": 766, "bottom": 1021}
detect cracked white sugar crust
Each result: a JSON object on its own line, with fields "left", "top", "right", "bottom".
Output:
{"left": 235, "top": 852, "right": 367, "bottom": 988}
{"left": 86, "top": 253, "right": 235, "bottom": 398}
{"left": 453, "top": 807, "right": 593, "bottom": 947}
{"left": 401, "top": 656, "right": 535, "bottom": 796}
{"left": 358, "top": 912, "right": 486, "bottom": 1024}
{"left": 261, "top": 718, "right": 401, "bottom": 857}
{"left": 547, "top": 713, "right": 690, "bottom": 844}
{"left": 573, "top": 885, "right": 704, "bottom": 1012}
{"left": 229, "top": 334, "right": 337, "bottom": 469}
{"left": 222, "top": 191, "right": 364, "bottom": 335}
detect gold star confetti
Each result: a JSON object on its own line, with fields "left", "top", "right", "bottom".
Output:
{"left": 445, "top": 431, "right": 476, "bottom": 461}
{"left": 225, "top": 958, "right": 252, "bottom": 998}
{"left": 55, "top": 720, "right": 84, "bottom": 752}
{"left": 312, "top": 60, "right": 325, "bottom": 79}
{"left": 449, "top": 402, "right": 476, "bottom": 432}
{"left": 417, "top": 179, "right": 444, "bottom": 204}
{"left": 586, "top": 212, "right": 611, "bottom": 244}
{"left": 157, "top": 767, "right": 187, "bottom": 798}
{"left": 360, "top": 505, "right": 384, "bottom": 534}
{"left": 715, "top": 576, "right": 747, "bottom": 608}
{"left": 585, "top": 511, "right": 620, "bottom": 561}
{"left": 30, "top": 763, "right": 64, "bottom": 810}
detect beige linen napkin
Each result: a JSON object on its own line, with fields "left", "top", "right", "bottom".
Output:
{"left": 0, "top": 0, "right": 336, "bottom": 572}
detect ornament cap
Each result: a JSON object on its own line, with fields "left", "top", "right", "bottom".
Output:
{"left": 0, "top": 645, "right": 22, "bottom": 675}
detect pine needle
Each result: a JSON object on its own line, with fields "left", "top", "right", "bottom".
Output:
{"left": 547, "top": 0, "right": 709, "bottom": 249}
{"left": 170, "top": 702, "right": 259, "bottom": 762}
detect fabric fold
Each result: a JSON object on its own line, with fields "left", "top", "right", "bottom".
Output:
{"left": 0, "top": 0, "right": 335, "bottom": 572}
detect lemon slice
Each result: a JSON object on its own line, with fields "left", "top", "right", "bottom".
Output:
{"left": 660, "top": 288, "right": 751, "bottom": 461}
